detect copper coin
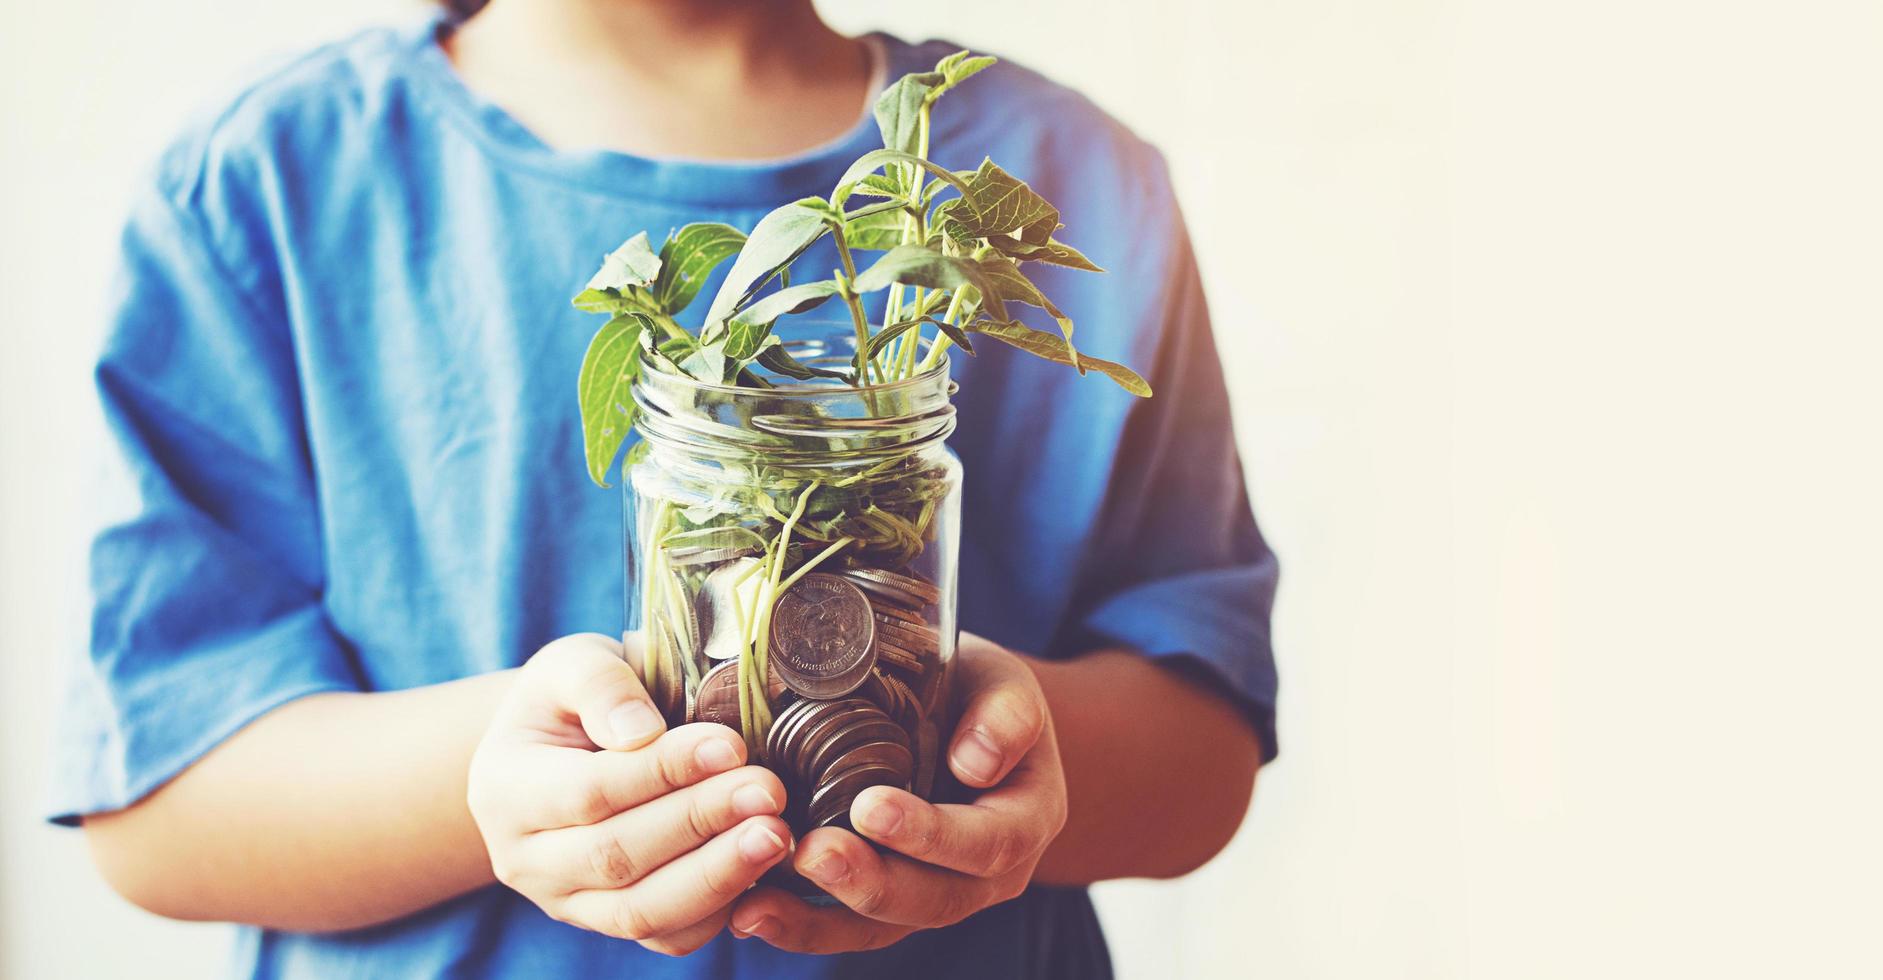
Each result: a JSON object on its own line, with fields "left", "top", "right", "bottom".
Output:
{"left": 765, "top": 698, "right": 818, "bottom": 765}
{"left": 809, "top": 737, "right": 914, "bottom": 789}
{"left": 873, "top": 639, "right": 926, "bottom": 676}
{"left": 769, "top": 574, "right": 877, "bottom": 699}
{"left": 875, "top": 670, "right": 923, "bottom": 729}
{"left": 802, "top": 716, "right": 909, "bottom": 783}
{"left": 873, "top": 615, "right": 940, "bottom": 655}
{"left": 769, "top": 698, "right": 857, "bottom": 771}
{"left": 808, "top": 763, "right": 909, "bottom": 829}
{"left": 783, "top": 701, "right": 879, "bottom": 777}
{"left": 692, "top": 661, "right": 741, "bottom": 729}
{"left": 766, "top": 695, "right": 835, "bottom": 758}
{"left": 870, "top": 601, "right": 928, "bottom": 628}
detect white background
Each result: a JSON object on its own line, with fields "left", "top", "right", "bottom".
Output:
{"left": 4, "top": 1, "right": 1880, "bottom": 977}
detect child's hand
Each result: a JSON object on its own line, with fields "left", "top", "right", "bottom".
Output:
{"left": 468, "top": 633, "right": 792, "bottom": 956}
{"left": 726, "top": 633, "right": 1068, "bottom": 953}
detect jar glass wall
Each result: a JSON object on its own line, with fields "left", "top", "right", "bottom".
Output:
{"left": 623, "top": 334, "right": 961, "bottom": 849}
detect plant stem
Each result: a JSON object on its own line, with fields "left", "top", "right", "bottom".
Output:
{"left": 918, "top": 288, "right": 971, "bottom": 373}
{"left": 831, "top": 228, "right": 877, "bottom": 385}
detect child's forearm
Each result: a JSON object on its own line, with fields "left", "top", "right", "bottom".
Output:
{"left": 1027, "top": 650, "right": 1262, "bottom": 885}
{"left": 83, "top": 671, "right": 514, "bottom": 932}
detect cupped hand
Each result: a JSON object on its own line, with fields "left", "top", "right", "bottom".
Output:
{"left": 728, "top": 632, "right": 1067, "bottom": 953}
{"left": 467, "top": 633, "right": 793, "bottom": 956}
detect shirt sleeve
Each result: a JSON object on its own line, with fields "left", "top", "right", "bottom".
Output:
{"left": 47, "top": 180, "right": 363, "bottom": 825}
{"left": 1058, "top": 194, "right": 1282, "bottom": 763}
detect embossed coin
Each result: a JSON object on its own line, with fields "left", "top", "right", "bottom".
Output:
{"left": 695, "top": 660, "right": 790, "bottom": 730}
{"left": 769, "top": 574, "right": 876, "bottom": 699}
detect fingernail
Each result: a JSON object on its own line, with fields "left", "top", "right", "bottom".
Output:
{"left": 735, "top": 915, "right": 779, "bottom": 940}
{"left": 804, "top": 849, "right": 849, "bottom": 885}
{"left": 609, "top": 701, "right": 663, "bottom": 745}
{"left": 855, "top": 796, "right": 903, "bottom": 837}
{"left": 739, "top": 823, "right": 786, "bottom": 863}
{"left": 732, "top": 781, "right": 779, "bottom": 817}
{"left": 695, "top": 737, "right": 740, "bottom": 773}
{"left": 951, "top": 730, "right": 1003, "bottom": 783}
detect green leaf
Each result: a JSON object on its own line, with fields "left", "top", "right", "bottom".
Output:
{"left": 873, "top": 70, "right": 944, "bottom": 155}
{"left": 866, "top": 319, "right": 924, "bottom": 358}
{"left": 577, "top": 312, "right": 650, "bottom": 487}
{"left": 571, "top": 287, "right": 660, "bottom": 316}
{"left": 854, "top": 245, "right": 1009, "bottom": 321}
{"left": 976, "top": 253, "right": 1070, "bottom": 348}
{"left": 652, "top": 223, "right": 745, "bottom": 315}
{"left": 732, "top": 280, "right": 842, "bottom": 328}
{"left": 756, "top": 343, "right": 849, "bottom": 382}
{"left": 844, "top": 208, "right": 910, "bottom": 251}
{"left": 966, "top": 318, "right": 1150, "bottom": 397}
{"left": 831, "top": 149, "right": 974, "bottom": 209}
{"left": 586, "top": 232, "right": 662, "bottom": 292}
{"left": 933, "top": 158, "right": 1059, "bottom": 245}
{"left": 702, "top": 201, "right": 832, "bottom": 342}
{"left": 996, "top": 237, "right": 1105, "bottom": 273}
{"left": 848, "top": 174, "right": 904, "bottom": 199}
{"left": 933, "top": 319, "right": 977, "bottom": 355}
{"left": 936, "top": 51, "right": 998, "bottom": 87}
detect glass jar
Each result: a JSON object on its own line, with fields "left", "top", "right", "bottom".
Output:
{"left": 624, "top": 333, "right": 961, "bottom": 846}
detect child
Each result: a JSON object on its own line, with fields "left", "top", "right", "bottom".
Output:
{"left": 59, "top": 1, "right": 1279, "bottom": 976}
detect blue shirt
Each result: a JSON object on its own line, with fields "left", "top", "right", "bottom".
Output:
{"left": 55, "top": 16, "right": 1279, "bottom": 980}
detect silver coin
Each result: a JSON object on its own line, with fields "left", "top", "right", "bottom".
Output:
{"left": 697, "top": 558, "right": 764, "bottom": 661}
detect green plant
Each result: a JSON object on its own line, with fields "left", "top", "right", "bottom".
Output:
{"left": 572, "top": 52, "right": 1153, "bottom": 750}
{"left": 574, "top": 50, "right": 1151, "bottom": 489}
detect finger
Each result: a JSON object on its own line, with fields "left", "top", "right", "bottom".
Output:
{"left": 947, "top": 644, "right": 1049, "bottom": 788}
{"left": 520, "top": 765, "right": 786, "bottom": 893}
{"left": 731, "top": 887, "right": 914, "bottom": 954}
{"left": 511, "top": 633, "right": 666, "bottom": 751}
{"left": 478, "top": 724, "right": 750, "bottom": 833}
{"left": 785, "top": 827, "right": 996, "bottom": 928}
{"left": 847, "top": 781, "right": 1055, "bottom": 879}
{"left": 635, "top": 905, "right": 732, "bottom": 958}
{"left": 557, "top": 815, "right": 791, "bottom": 941}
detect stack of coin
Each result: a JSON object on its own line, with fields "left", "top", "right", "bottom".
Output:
{"left": 836, "top": 567, "right": 943, "bottom": 708}
{"left": 765, "top": 697, "right": 914, "bottom": 830}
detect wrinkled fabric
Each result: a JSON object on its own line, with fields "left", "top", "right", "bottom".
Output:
{"left": 53, "top": 16, "right": 1278, "bottom": 979}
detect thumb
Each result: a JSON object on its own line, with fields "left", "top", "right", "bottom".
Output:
{"left": 522, "top": 632, "right": 668, "bottom": 751}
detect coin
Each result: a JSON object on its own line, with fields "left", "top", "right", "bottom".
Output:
{"left": 808, "top": 762, "right": 910, "bottom": 829}
{"left": 808, "top": 736, "right": 914, "bottom": 789}
{"left": 650, "top": 617, "right": 687, "bottom": 726}
{"left": 872, "top": 614, "right": 940, "bottom": 655}
{"left": 769, "top": 574, "right": 877, "bottom": 699}
{"left": 800, "top": 714, "right": 908, "bottom": 780}
{"left": 872, "top": 670, "right": 923, "bottom": 731}
{"left": 870, "top": 601, "right": 928, "bottom": 628}
{"left": 840, "top": 567, "right": 941, "bottom": 607}
{"left": 766, "top": 697, "right": 849, "bottom": 769}
{"left": 783, "top": 701, "right": 879, "bottom": 778}
{"left": 873, "top": 639, "right": 926, "bottom": 677}
{"left": 696, "top": 660, "right": 792, "bottom": 730}
{"left": 697, "top": 558, "right": 763, "bottom": 662}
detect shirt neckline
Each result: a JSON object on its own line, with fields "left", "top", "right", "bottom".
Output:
{"left": 402, "top": 15, "right": 911, "bottom": 209}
